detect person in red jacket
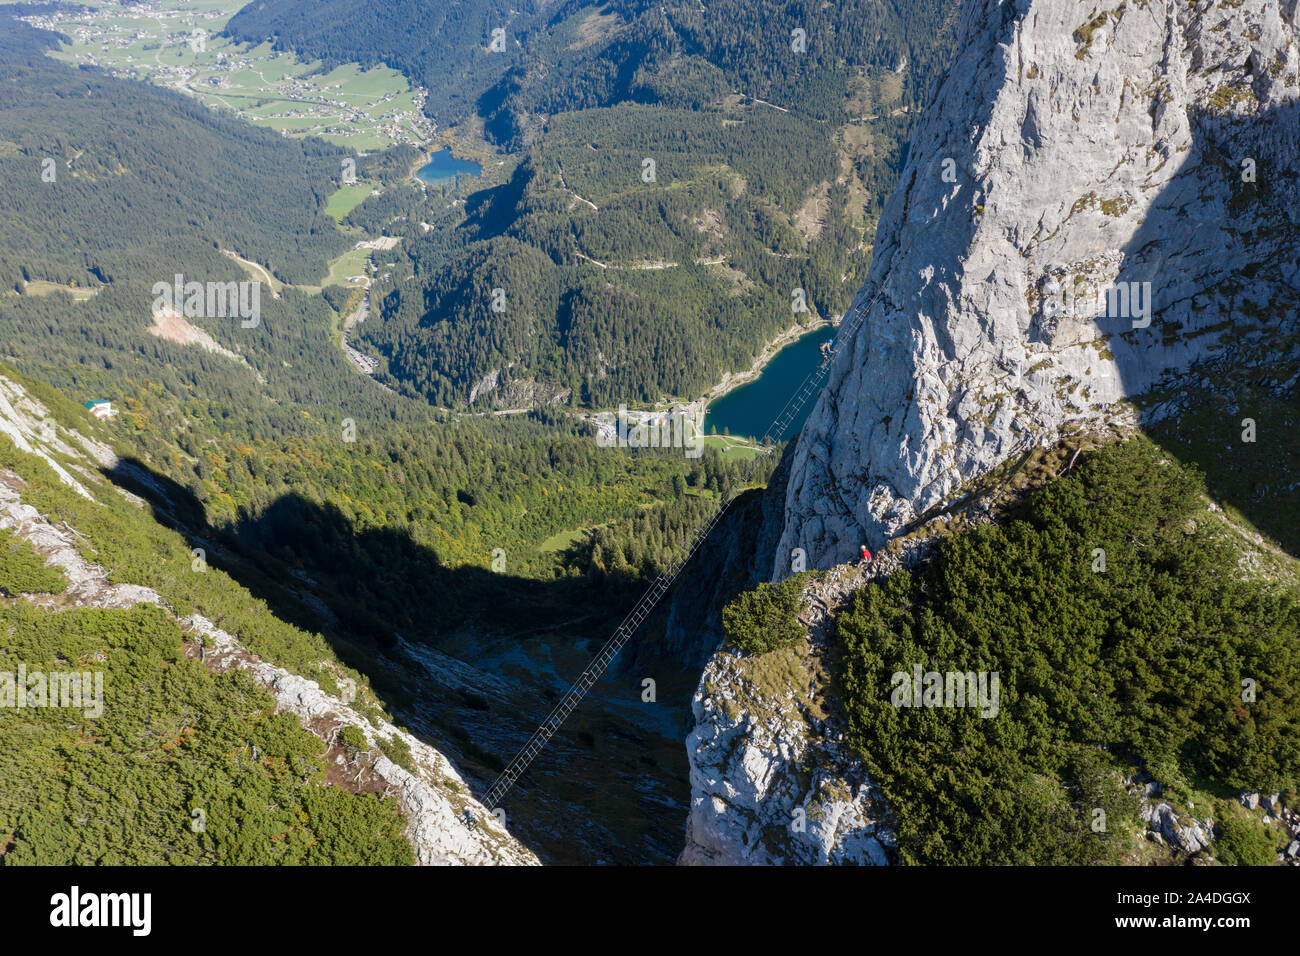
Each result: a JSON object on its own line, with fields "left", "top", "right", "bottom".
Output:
{"left": 859, "top": 544, "right": 872, "bottom": 564}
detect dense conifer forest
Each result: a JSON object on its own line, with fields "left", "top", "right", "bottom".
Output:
{"left": 225, "top": 0, "right": 961, "bottom": 408}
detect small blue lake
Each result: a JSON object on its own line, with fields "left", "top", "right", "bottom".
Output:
{"left": 415, "top": 149, "right": 482, "bottom": 186}
{"left": 704, "top": 325, "right": 836, "bottom": 443}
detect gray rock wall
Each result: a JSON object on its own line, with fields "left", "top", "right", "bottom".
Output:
{"left": 776, "top": 0, "right": 1300, "bottom": 572}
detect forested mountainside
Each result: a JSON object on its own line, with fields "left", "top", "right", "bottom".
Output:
{"left": 0, "top": 360, "right": 537, "bottom": 864}
{"left": 0, "top": 15, "right": 739, "bottom": 588}
{"left": 225, "top": 0, "right": 538, "bottom": 126}
{"left": 227, "top": 0, "right": 955, "bottom": 133}
{"left": 0, "top": 19, "right": 349, "bottom": 288}
{"left": 469, "top": 0, "right": 954, "bottom": 144}
{"left": 355, "top": 106, "right": 868, "bottom": 408}
{"left": 226, "top": 0, "right": 961, "bottom": 409}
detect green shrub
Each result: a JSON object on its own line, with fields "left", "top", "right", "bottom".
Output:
{"left": 380, "top": 733, "right": 416, "bottom": 774}
{"left": 836, "top": 437, "right": 1300, "bottom": 865}
{"left": 0, "top": 603, "right": 413, "bottom": 865}
{"left": 0, "top": 527, "right": 67, "bottom": 596}
{"left": 1214, "top": 809, "right": 1280, "bottom": 866}
{"left": 339, "top": 725, "right": 368, "bottom": 753}
{"left": 722, "top": 576, "right": 806, "bottom": 655}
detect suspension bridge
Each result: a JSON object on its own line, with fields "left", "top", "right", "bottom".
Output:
{"left": 479, "top": 283, "right": 885, "bottom": 815}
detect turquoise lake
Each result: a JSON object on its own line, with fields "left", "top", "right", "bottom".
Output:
{"left": 703, "top": 325, "right": 836, "bottom": 442}
{"left": 415, "top": 149, "right": 482, "bottom": 186}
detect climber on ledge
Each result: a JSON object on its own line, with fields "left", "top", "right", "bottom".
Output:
{"left": 819, "top": 340, "right": 834, "bottom": 367}
{"left": 463, "top": 809, "right": 476, "bottom": 830}
{"left": 859, "top": 544, "right": 872, "bottom": 565}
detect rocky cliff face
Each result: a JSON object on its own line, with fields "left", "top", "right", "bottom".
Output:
{"left": 678, "top": 565, "right": 899, "bottom": 865}
{"left": 776, "top": 0, "right": 1300, "bottom": 572}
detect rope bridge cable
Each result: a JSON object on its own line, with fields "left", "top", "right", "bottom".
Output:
{"left": 479, "top": 286, "right": 883, "bottom": 813}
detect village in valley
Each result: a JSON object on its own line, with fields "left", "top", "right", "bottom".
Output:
{"left": 10, "top": 0, "right": 443, "bottom": 389}
{"left": 18, "top": 0, "right": 435, "bottom": 151}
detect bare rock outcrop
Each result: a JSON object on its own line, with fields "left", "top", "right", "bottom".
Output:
{"left": 776, "top": 0, "right": 1300, "bottom": 572}
{"left": 189, "top": 616, "right": 539, "bottom": 866}
{"left": 680, "top": 566, "right": 899, "bottom": 865}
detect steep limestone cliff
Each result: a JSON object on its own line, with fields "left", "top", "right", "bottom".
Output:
{"left": 776, "top": 0, "right": 1300, "bottom": 571}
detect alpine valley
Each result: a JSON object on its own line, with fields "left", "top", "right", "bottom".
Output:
{"left": 0, "top": 0, "right": 1296, "bottom": 871}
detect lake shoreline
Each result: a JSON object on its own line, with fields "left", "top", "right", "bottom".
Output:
{"left": 699, "top": 314, "right": 844, "bottom": 442}
{"left": 413, "top": 148, "right": 483, "bottom": 186}
{"left": 704, "top": 314, "right": 837, "bottom": 407}
{"left": 626, "top": 314, "right": 839, "bottom": 423}
{"left": 407, "top": 148, "right": 431, "bottom": 181}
